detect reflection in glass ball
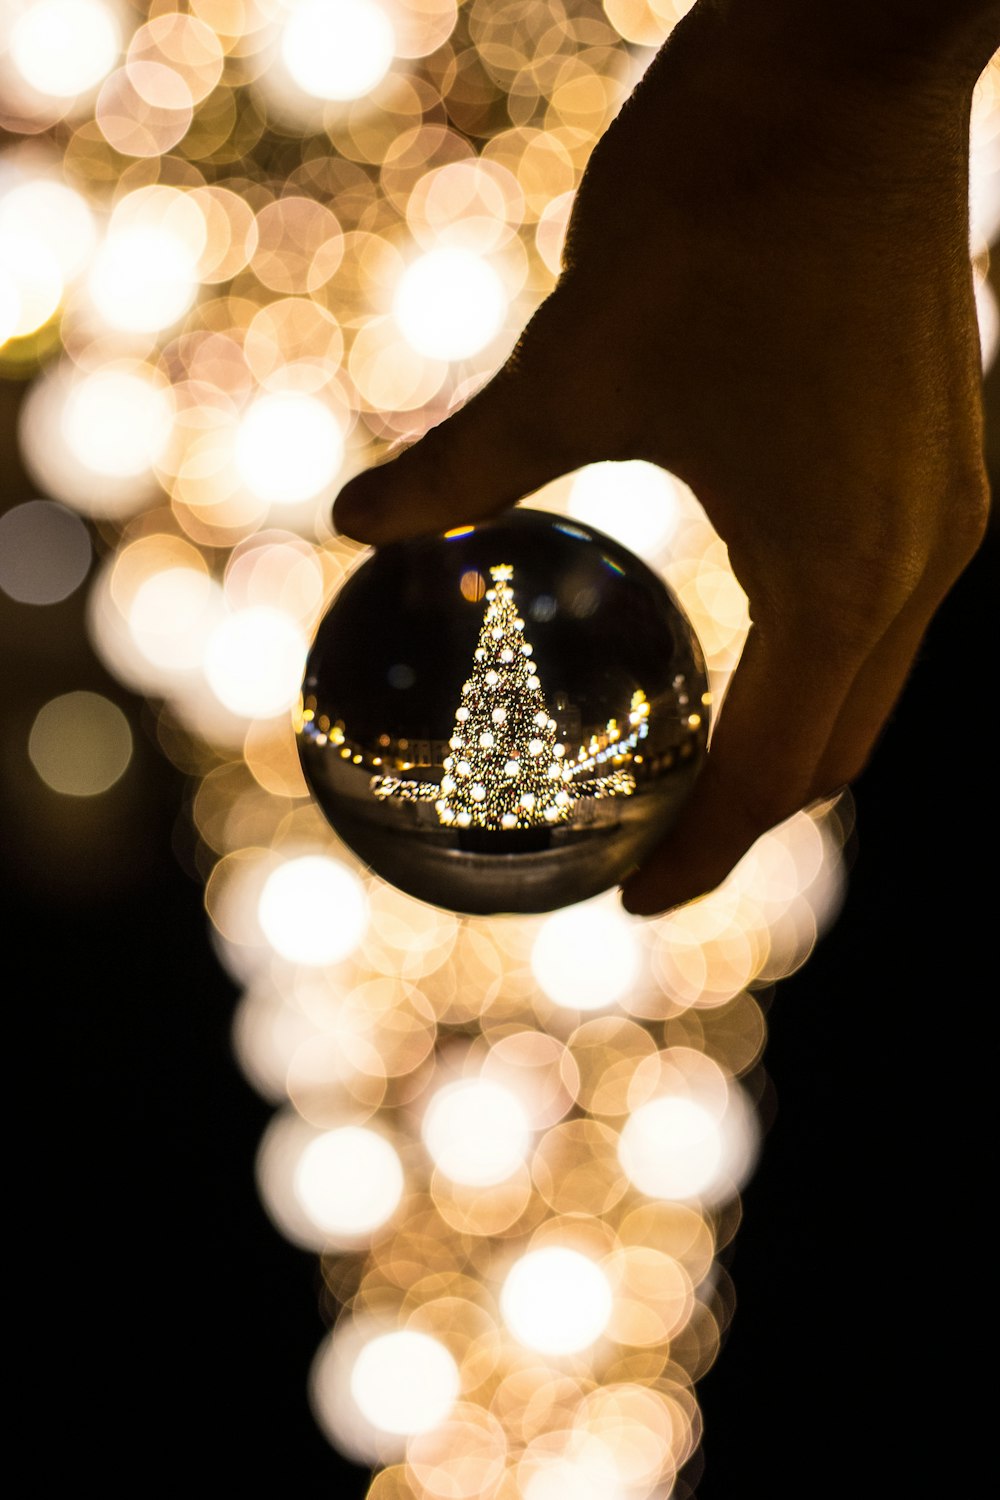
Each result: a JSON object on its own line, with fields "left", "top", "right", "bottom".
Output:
{"left": 297, "top": 508, "right": 710, "bottom": 915}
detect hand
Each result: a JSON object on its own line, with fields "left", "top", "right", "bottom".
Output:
{"left": 334, "top": 0, "right": 993, "bottom": 915}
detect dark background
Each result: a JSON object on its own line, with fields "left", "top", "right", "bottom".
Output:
{"left": 5, "top": 356, "right": 996, "bottom": 1495}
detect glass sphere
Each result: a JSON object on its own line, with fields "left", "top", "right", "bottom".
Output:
{"left": 297, "top": 508, "right": 709, "bottom": 915}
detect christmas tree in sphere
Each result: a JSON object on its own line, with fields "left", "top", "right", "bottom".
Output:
{"left": 369, "top": 558, "right": 638, "bottom": 838}
{"left": 300, "top": 507, "right": 707, "bottom": 914}
{"left": 436, "top": 563, "right": 574, "bottom": 832}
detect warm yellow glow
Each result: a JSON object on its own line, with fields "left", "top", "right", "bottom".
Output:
{"left": 618, "top": 1082, "right": 757, "bottom": 1206}
{"left": 128, "top": 566, "right": 223, "bottom": 672}
{"left": 62, "top": 365, "right": 173, "bottom": 480}
{"left": 501, "top": 1245, "right": 614, "bottom": 1355}
{"left": 348, "top": 313, "right": 448, "bottom": 411}
{"left": 531, "top": 899, "right": 643, "bottom": 1011}
{"left": 281, "top": 0, "right": 396, "bottom": 101}
{"left": 0, "top": 280, "right": 19, "bottom": 346}
{"left": 0, "top": 232, "right": 62, "bottom": 339}
{"left": 0, "top": 178, "right": 96, "bottom": 281}
{"left": 350, "top": 1329, "right": 460, "bottom": 1435}
{"left": 88, "top": 188, "right": 206, "bottom": 333}
{"left": 520, "top": 1452, "right": 622, "bottom": 1500}
{"left": 204, "top": 604, "right": 308, "bottom": 719}
{"left": 28, "top": 690, "right": 132, "bottom": 796}
{"left": 407, "top": 158, "right": 524, "bottom": 255}
{"left": 294, "top": 1125, "right": 404, "bottom": 1237}
{"left": 235, "top": 392, "right": 344, "bottom": 505}
{"left": 405, "top": 1403, "right": 508, "bottom": 1500}
{"left": 127, "top": 12, "right": 224, "bottom": 106}
{"left": 534, "top": 190, "right": 575, "bottom": 279}
{"left": 568, "top": 460, "right": 681, "bottom": 556}
{"left": 422, "top": 1077, "right": 532, "bottom": 1186}
{"left": 394, "top": 247, "right": 507, "bottom": 361}
{"left": 257, "top": 854, "right": 368, "bottom": 965}
{"left": 11, "top": 0, "right": 120, "bottom": 99}
{"left": 604, "top": 0, "right": 692, "bottom": 49}
{"left": 619, "top": 1096, "right": 722, "bottom": 1202}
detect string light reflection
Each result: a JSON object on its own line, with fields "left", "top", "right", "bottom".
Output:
{"left": 4, "top": 4, "right": 996, "bottom": 1494}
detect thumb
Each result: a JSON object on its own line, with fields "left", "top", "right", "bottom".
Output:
{"left": 333, "top": 298, "right": 597, "bottom": 544}
{"left": 620, "top": 621, "right": 859, "bottom": 916}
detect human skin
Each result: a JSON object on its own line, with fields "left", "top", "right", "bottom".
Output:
{"left": 333, "top": 0, "right": 999, "bottom": 916}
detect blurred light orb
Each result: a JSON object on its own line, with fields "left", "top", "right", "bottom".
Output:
{"left": 204, "top": 604, "right": 308, "bottom": 719}
{"left": 532, "top": 901, "right": 642, "bottom": 1011}
{"left": 294, "top": 1125, "right": 404, "bottom": 1237}
{"left": 618, "top": 1095, "right": 723, "bottom": 1202}
{"left": 0, "top": 179, "right": 97, "bottom": 280}
{"left": 0, "top": 233, "right": 62, "bottom": 339}
{"left": 569, "top": 461, "right": 681, "bottom": 557}
{"left": 235, "top": 392, "right": 344, "bottom": 504}
{"left": 522, "top": 1455, "right": 621, "bottom": 1500}
{"left": 257, "top": 854, "right": 368, "bottom": 965}
{"left": 394, "top": 248, "right": 506, "bottom": 361}
{"left": 422, "top": 1077, "right": 532, "bottom": 1186}
{"left": 350, "top": 1330, "right": 460, "bottom": 1436}
{"left": 89, "top": 224, "right": 199, "bottom": 334}
{"left": 0, "top": 500, "right": 90, "bottom": 605}
{"left": 11, "top": 0, "right": 120, "bottom": 98}
{"left": 281, "top": 0, "right": 395, "bottom": 101}
{"left": 29, "top": 691, "right": 132, "bottom": 796}
{"left": 0, "top": 280, "right": 19, "bottom": 345}
{"left": 62, "top": 366, "right": 172, "bottom": 478}
{"left": 128, "top": 567, "right": 222, "bottom": 671}
{"left": 501, "top": 1246, "right": 613, "bottom": 1355}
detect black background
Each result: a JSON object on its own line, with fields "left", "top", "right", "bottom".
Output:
{"left": 5, "top": 366, "right": 996, "bottom": 1495}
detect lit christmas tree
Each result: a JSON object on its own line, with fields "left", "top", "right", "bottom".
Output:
{"left": 370, "top": 561, "right": 641, "bottom": 828}
{"left": 435, "top": 563, "right": 573, "bottom": 831}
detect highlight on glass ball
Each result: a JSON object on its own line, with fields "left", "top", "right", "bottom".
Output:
{"left": 296, "top": 507, "right": 710, "bottom": 915}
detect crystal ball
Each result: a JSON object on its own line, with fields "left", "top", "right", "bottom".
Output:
{"left": 297, "top": 507, "right": 709, "bottom": 915}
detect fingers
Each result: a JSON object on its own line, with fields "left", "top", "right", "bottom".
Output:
{"left": 619, "top": 565, "right": 957, "bottom": 917}
{"left": 619, "top": 623, "right": 870, "bottom": 916}
{"left": 333, "top": 341, "right": 587, "bottom": 546}
{"left": 811, "top": 584, "right": 946, "bottom": 792}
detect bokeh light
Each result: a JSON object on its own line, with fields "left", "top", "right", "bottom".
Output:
{"left": 281, "top": 0, "right": 397, "bottom": 102}
{"left": 294, "top": 1125, "right": 405, "bottom": 1238}
{"left": 350, "top": 1330, "right": 460, "bottom": 1436}
{"left": 28, "top": 690, "right": 132, "bottom": 795}
{"left": 0, "top": 500, "right": 90, "bottom": 604}
{"left": 531, "top": 898, "right": 643, "bottom": 1011}
{"left": 11, "top": 0, "right": 120, "bottom": 99}
{"left": 422, "top": 1076, "right": 532, "bottom": 1185}
{"left": 64, "top": 366, "right": 174, "bottom": 479}
{"left": 0, "top": 177, "right": 97, "bottom": 281}
{"left": 568, "top": 460, "right": 682, "bottom": 556}
{"left": 234, "top": 392, "right": 344, "bottom": 505}
{"left": 501, "top": 1245, "right": 614, "bottom": 1355}
{"left": 88, "top": 187, "right": 205, "bottom": 333}
{"left": 257, "top": 854, "right": 368, "bottom": 965}
{"left": 393, "top": 246, "right": 507, "bottom": 360}
{"left": 204, "top": 604, "right": 308, "bottom": 718}
{"left": 128, "top": 565, "right": 222, "bottom": 672}
{"left": 20, "top": 361, "right": 174, "bottom": 519}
